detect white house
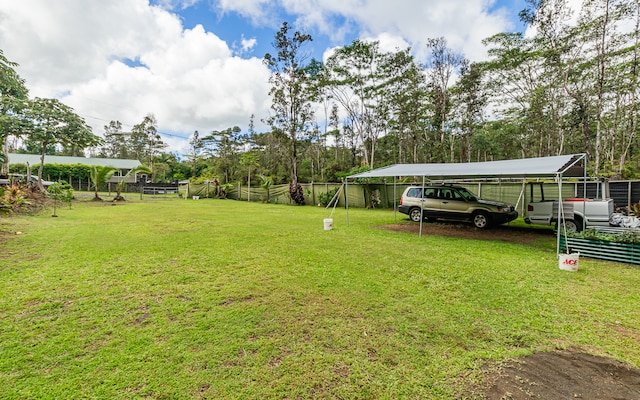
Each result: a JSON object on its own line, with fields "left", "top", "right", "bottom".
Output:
{"left": 7, "top": 153, "right": 144, "bottom": 183}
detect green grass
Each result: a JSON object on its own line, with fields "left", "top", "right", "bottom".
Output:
{"left": 1, "top": 199, "right": 639, "bottom": 399}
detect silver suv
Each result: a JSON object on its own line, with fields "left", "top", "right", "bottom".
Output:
{"left": 399, "top": 185, "right": 518, "bottom": 229}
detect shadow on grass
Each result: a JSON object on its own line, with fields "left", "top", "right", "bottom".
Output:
{"left": 378, "top": 219, "right": 556, "bottom": 247}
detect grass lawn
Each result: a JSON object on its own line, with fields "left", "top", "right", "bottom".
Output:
{"left": 1, "top": 198, "right": 639, "bottom": 399}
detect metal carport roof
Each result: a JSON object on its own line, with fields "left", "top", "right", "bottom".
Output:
{"left": 348, "top": 154, "right": 586, "bottom": 180}
{"left": 344, "top": 154, "right": 588, "bottom": 256}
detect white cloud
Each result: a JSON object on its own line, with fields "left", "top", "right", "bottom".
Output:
{"left": 155, "top": 0, "right": 201, "bottom": 11}
{"left": 216, "top": 0, "right": 274, "bottom": 25}
{"left": 218, "top": 0, "right": 519, "bottom": 62}
{"left": 0, "top": 0, "right": 523, "bottom": 156}
{"left": 0, "top": 0, "right": 271, "bottom": 154}
{"left": 364, "top": 32, "right": 411, "bottom": 53}
{"left": 241, "top": 36, "right": 258, "bottom": 52}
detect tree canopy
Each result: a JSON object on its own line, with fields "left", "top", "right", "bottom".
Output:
{"left": 3, "top": 1, "right": 640, "bottom": 188}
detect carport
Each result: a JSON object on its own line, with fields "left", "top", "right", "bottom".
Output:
{"left": 346, "top": 154, "right": 588, "bottom": 255}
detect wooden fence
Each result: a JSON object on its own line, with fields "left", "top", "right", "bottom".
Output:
{"left": 69, "top": 179, "right": 640, "bottom": 210}
{"left": 182, "top": 180, "right": 640, "bottom": 211}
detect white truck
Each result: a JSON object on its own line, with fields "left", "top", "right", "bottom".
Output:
{"left": 524, "top": 182, "right": 614, "bottom": 232}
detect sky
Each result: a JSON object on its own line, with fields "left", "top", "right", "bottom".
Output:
{"left": 0, "top": 0, "right": 531, "bottom": 156}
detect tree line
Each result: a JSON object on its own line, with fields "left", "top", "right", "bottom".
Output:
{"left": 2, "top": 0, "right": 640, "bottom": 200}
{"left": 0, "top": 50, "right": 100, "bottom": 189}
{"left": 261, "top": 0, "right": 640, "bottom": 189}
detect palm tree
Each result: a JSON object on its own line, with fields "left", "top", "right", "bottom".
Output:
{"left": 90, "top": 165, "right": 116, "bottom": 201}
{"left": 113, "top": 165, "right": 152, "bottom": 201}
{"left": 259, "top": 174, "right": 273, "bottom": 203}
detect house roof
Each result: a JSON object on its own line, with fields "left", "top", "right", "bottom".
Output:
{"left": 348, "top": 154, "right": 586, "bottom": 180}
{"left": 8, "top": 153, "right": 142, "bottom": 169}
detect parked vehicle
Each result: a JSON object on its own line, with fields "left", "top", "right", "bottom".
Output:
{"left": 398, "top": 184, "right": 518, "bottom": 229}
{"left": 8, "top": 174, "right": 54, "bottom": 188}
{"left": 524, "top": 182, "right": 614, "bottom": 232}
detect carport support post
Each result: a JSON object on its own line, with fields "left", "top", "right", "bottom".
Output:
{"left": 419, "top": 176, "right": 425, "bottom": 237}
{"left": 345, "top": 179, "right": 349, "bottom": 226}
{"left": 582, "top": 158, "right": 587, "bottom": 231}
{"left": 393, "top": 176, "right": 397, "bottom": 223}
{"left": 556, "top": 174, "right": 563, "bottom": 256}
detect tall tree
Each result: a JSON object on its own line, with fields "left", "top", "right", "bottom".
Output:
{"left": 24, "top": 97, "right": 101, "bottom": 189}
{"left": 383, "top": 48, "right": 430, "bottom": 164}
{"left": 201, "top": 126, "right": 242, "bottom": 183}
{"left": 250, "top": 129, "right": 290, "bottom": 184}
{"left": 239, "top": 152, "right": 259, "bottom": 200}
{"left": 425, "top": 37, "right": 466, "bottom": 162}
{"left": 264, "top": 22, "right": 314, "bottom": 203}
{"left": 187, "top": 130, "right": 204, "bottom": 177}
{"left": 100, "top": 120, "right": 130, "bottom": 159}
{"left": 452, "top": 61, "right": 488, "bottom": 162}
{"left": 612, "top": 0, "right": 640, "bottom": 177}
{"left": 0, "top": 49, "right": 29, "bottom": 175}
{"left": 483, "top": 31, "right": 552, "bottom": 159}
{"left": 322, "top": 40, "right": 397, "bottom": 169}
{"left": 130, "top": 114, "right": 165, "bottom": 180}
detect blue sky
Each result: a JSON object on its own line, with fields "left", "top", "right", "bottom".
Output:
{"left": 0, "top": 0, "right": 531, "bottom": 154}
{"left": 173, "top": 0, "right": 529, "bottom": 61}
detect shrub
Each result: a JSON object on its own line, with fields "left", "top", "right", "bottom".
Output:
{"left": 0, "top": 184, "right": 28, "bottom": 214}
{"left": 48, "top": 182, "right": 74, "bottom": 216}
{"left": 289, "top": 182, "right": 305, "bottom": 205}
{"left": 568, "top": 229, "right": 640, "bottom": 244}
{"left": 318, "top": 187, "right": 340, "bottom": 206}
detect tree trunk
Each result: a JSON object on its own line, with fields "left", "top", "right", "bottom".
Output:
{"left": 37, "top": 143, "right": 47, "bottom": 191}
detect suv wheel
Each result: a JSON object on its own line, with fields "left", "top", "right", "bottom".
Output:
{"left": 472, "top": 212, "right": 491, "bottom": 229}
{"left": 409, "top": 207, "right": 423, "bottom": 222}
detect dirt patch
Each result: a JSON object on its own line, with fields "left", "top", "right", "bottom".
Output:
{"left": 473, "top": 350, "right": 640, "bottom": 399}
{"left": 378, "top": 221, "right": 555, "bottom": 245}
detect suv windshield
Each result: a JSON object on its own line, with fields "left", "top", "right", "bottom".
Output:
{"left": 456, "top": 187, "right": 478, "bottom": 201}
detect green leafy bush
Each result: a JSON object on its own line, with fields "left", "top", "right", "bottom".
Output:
{"left": 568, "top": 229, "right": 640, "bottom": 244}
{"left": 58, "top": 181, "right": 74, "bottom": 201}
{"left": 10, "top": 163, "right": 92, "bottom": 183}
{"left": 48, "top": 182, "right": 74, "bottom": 215}
{"left": 0, "top": 184, "right": 28, "bottom": 214}
{"left": 318, "top": 187, "right": 339, "bottom": 206}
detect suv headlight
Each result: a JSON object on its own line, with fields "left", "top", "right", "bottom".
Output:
{"left": 497, "top": 206, "right": 509, "bottom": 213}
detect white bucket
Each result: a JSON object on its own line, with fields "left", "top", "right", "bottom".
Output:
{"left": 192, "top": 196, "right": 199, "bottom": 200}
{"left": 323, "top": 218, "right": 333, "bottom": 231}
{"left": 559, "top": 253, "right": 579, "bottom": 272}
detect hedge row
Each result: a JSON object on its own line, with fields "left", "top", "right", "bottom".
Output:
{"left": 10, "top": 163, "right": 93, "bottom": 182}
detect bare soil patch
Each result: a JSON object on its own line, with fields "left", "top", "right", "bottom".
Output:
{"left": 474, "top": 350, "right": 640, "bottom": 399}
{"left": 378, "top": 221, "right": 555, "bottom": 245}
